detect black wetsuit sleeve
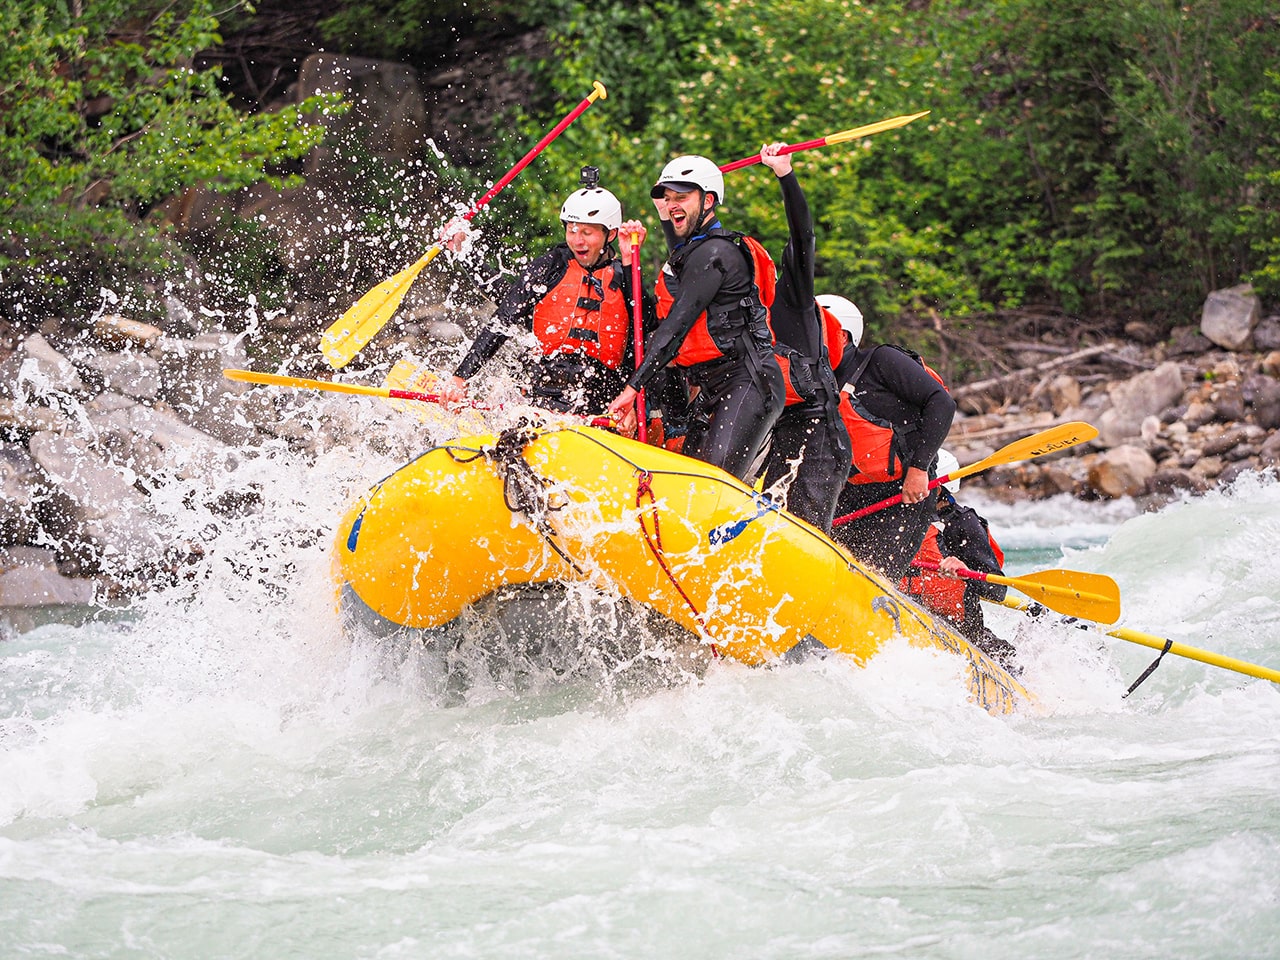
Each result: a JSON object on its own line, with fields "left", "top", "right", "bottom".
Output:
{"left": 454, "top": 248, "right": 563, "bottom": 380}
{"left": 872, "top": 347, "right": 957, "bottom": 472}
{"left": 833, "top": 342, "right": 862, "bottom": 389}
{"left": 660, "top": 218, "right": 677, "bottom": 250}
{"left": 626, "top": 238, "right": 745, "bottom": 391}
{"left": 771, "top": 172, "right": 820, "bottom": 359}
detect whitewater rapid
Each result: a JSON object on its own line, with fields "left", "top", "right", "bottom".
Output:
{"left": 2, "top": 397, "right": 1277, "bottom": 958}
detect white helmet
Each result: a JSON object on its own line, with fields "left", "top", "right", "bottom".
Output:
{"left": 650, "top": 155, "right": 725, "bottom": 204}
{"left": 936, "top": 448, "right": 961, "bottom": 494}
{"left": 560, "top": 187, "right": 622, "bottom": 230}
{"left": 816, "top": 294, "right": 863, "bottom": 347}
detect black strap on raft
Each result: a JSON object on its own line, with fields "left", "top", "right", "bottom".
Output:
{"left": 1024, "top": 599, "right": 1171, "bottom": 700}
{"left": 1123, "top": 638, "right": 1175, "bottom": 698}
{"left": 489, "top": 421, "right": 550, "bottom": 517}
{"left": 484, "top": 420, "right": 585, "bottom": 576}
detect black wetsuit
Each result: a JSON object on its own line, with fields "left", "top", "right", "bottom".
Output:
{"left": 454, "top": 243, "right": 656, "bottom": 415}
{"left": 759, "top": 172, "right": 852, "bottom": 533}
{"left": 832, "top": 341, "right": 956, "bottom": 580}
{"left": 628, "top": 221, "right": 784, "bottom": 481}
{"left": 924, "top": 492, "right": 1015, "bottom": 662}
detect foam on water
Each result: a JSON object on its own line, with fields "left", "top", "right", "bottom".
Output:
{"left": 3, "top": 403, "right": 1279, "bottom": 958}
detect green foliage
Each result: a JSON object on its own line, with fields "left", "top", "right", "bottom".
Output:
{"left": 484, "top": 0, "right": 1280, "bottom": 330}
{"left": 0, "top": 0, "right": 336, "bottom": 320}
{"left": 1240, "top": 70, "right": 1280, "bottom": 301}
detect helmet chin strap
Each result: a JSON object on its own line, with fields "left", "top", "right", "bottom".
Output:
{"left": 692, "top": 192, "right": 717, "bottom": 234}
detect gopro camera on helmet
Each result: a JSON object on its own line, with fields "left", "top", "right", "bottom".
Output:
{"left": 578, "top": 165, "right": 601, "bottom": 189}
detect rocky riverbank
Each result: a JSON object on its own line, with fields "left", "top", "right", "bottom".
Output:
{"left": 1, "top": 279, "right": 1277, "bottom": 630}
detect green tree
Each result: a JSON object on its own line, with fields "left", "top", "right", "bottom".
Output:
{"left": 0, "top": 0, "right": 335, "bottom": 321}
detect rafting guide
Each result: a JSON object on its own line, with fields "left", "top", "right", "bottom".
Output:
{"left": 439, "top": 166, "right": 657, "bottom": 417}
{"left": 606, "top": 155, "right": 785, "bottom": 481}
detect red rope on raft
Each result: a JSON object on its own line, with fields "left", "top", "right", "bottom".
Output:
{"left": 634, "top": 470, "right": 720, "bottom": 659}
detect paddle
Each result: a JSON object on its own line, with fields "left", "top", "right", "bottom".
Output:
{"left": 224, "top": 367, "right": 617, "bottom": 428}
{"left": 916, "top": 560, "right": 1121, "bottom": 624}
{"left": 223, "top": 368, "right": 459, "bottom": 405}
{"left": 319, "top": 81, "right": 609, "bottom": 370}
{"left": 718, "top": 111, "right": 931, "bottom": 173}
{"left": 832, "top": 420, "right": 1099, "bottom": 528}
{"left": 994, "top": 596, "right": 1280, "bottom": 685}
{"left": 629, "top": 229, "right": 648, "bottom": 443}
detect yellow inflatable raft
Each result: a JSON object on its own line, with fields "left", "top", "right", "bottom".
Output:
{"left": 332, "top": 421, "right": 1032, "bottom": 714}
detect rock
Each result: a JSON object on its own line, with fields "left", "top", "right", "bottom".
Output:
{"left": 1096, "top": 361, "right": 1185, "bottom": 445}
{"left": 1181, "top": 399, "right": 1218, "bottom": 430}
{"left": 67, "top": 343, "right": 162, "bottom": 400}
{"left": 1242, "top": 374, "right": 1280, "bottom": 430}
{"left": 1200, "top": 283, "right": 1260, "bottom": 350}
{"left": 1167, "top": 325, "right": 1212, "bottom": 356}
{"left": 1218, "top": 460, "right": 1261, "bottom": 485}
{"left": 1200, "top": 425, "right": 1249, "bottom": 458}
{"left": 0, "top": 547, "right": 97, "bottom": 608}
{"left": 1147, "top": 466, "right": 1208, "bottom": 495}
{"left": 1087, "top": 444, "right": 1157, "bottom": 497}
{"left": 1254, "top": 316, "right": 1280, "bottom": 351}
{"left": 1124, "top": 321, "right": 1161, "bottom": 344}
{"left": 27, "top": 431, "right": 164, "bottom": 575}
{"left": 1261, "top": 351, "right": 1280, "bottom": 377}
{"left": 1045, "top": 375, "right": 1081, "bottom": 415}
{"left": 92, "top": 315, "right": 164, "bottom": 350}
{"left": 0, "top": 447, "right": 46, "bottom": 544}
{"left": 1259, "top": 430, "right": 1280, "bottom": 466}
{"left": 1190, "top": 455, "right": 1226, "bottom": 481}
{"left": 1211, "top": 383, "right": 1247, "bottom": 422}
{"left": 0, "top": 398, "right": 68, "bottom": 437}
{"left": 0, "top": 333, "right": 87, "bottom": 400}
{"left": 153, "top": 333, "right": 258, "bottom": 445}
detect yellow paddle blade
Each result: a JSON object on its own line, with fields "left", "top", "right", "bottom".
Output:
{"left": 990, "top": 568, "right": 1121, "bottom": 624}
{"left": 823, "top": 110, "right": 931, "bottom": 145}
{"left": 223, "top": 368, "right": 394, "bottom": 400}
{"left": 952, "top": 421, "right": 1099, "bottom": 482}
{"left": 320, "top": 244, "right": 444, "bottom": 369}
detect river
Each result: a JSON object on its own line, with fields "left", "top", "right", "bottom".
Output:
{"left": 2, "top": 403, "right": 1278, "bottom": 959}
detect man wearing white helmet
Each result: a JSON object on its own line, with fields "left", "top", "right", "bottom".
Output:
{"left": 605, "top": 154, "right": 784, "bottom": 481}
{"left": 899, "top": 450, "right": 1015, "bottom": 663}
{"left": 443, "top": 173, "right": 655, "bottom": 415}
{"left": 755, "top": 144, "right": 852, "bottom": 533}
{"left": 828, "top": 301, "right": 957, "bottom": 580}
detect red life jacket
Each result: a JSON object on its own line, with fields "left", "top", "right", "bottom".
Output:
{"left": 531, "top": 259, "right": 630, "bottom": 370}
{"left": 655, "top": 232, "right": 775, "bottom": 367}
{"left": 899, "top": 526, "right": 1006, "bottom": 623}
{"left": 839, "top": 345, "right": 948, "bottom": 484}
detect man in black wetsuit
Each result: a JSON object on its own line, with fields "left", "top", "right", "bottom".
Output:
{"left": 606, "top": 155, "right": 784, "bottom": 481}
{"left": 756, "top": 143, "right": 852, "bottom": 533}
{"left": 829, "top": 307, "right": 957, "bottom": 580}
{"left": 442, "top": 180, "right": 655, "bottom": 416}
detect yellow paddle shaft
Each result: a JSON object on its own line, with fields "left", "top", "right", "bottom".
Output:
{"left": 995, "top": 596, "right": 1280, "bottom": 684}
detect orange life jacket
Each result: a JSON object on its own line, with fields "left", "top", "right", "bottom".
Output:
{"left": 655, "top": 231, "right": 775, "bottom": 367}
{"left": 531, "top": 259, "right": 630, "bottom": 370}
{"left": 839, "top": 345, "right": 948, "bottom": 484}
{"left": 899, "top": 526, "right": 1005, "bottom": 623}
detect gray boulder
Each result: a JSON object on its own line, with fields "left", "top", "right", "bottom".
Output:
{"left": 1200, "top": 283, "right": 1260, "bottom": 351}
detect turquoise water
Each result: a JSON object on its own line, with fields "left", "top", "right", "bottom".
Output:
{"left": 2, "top": 416, "right": 1278, "bottom": 958}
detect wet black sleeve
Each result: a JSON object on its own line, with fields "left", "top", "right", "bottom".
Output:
{"left": 770, "top": 172, "right": 820, "bottom": 359}
{"left": 626, "top": 238, "right": 744, "bottom": 391}
{"left": 453, "top": 248, "right": 563, "bottom": 381}
{"left": 873, "top": 348, "right": 957, "bottom": 472}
